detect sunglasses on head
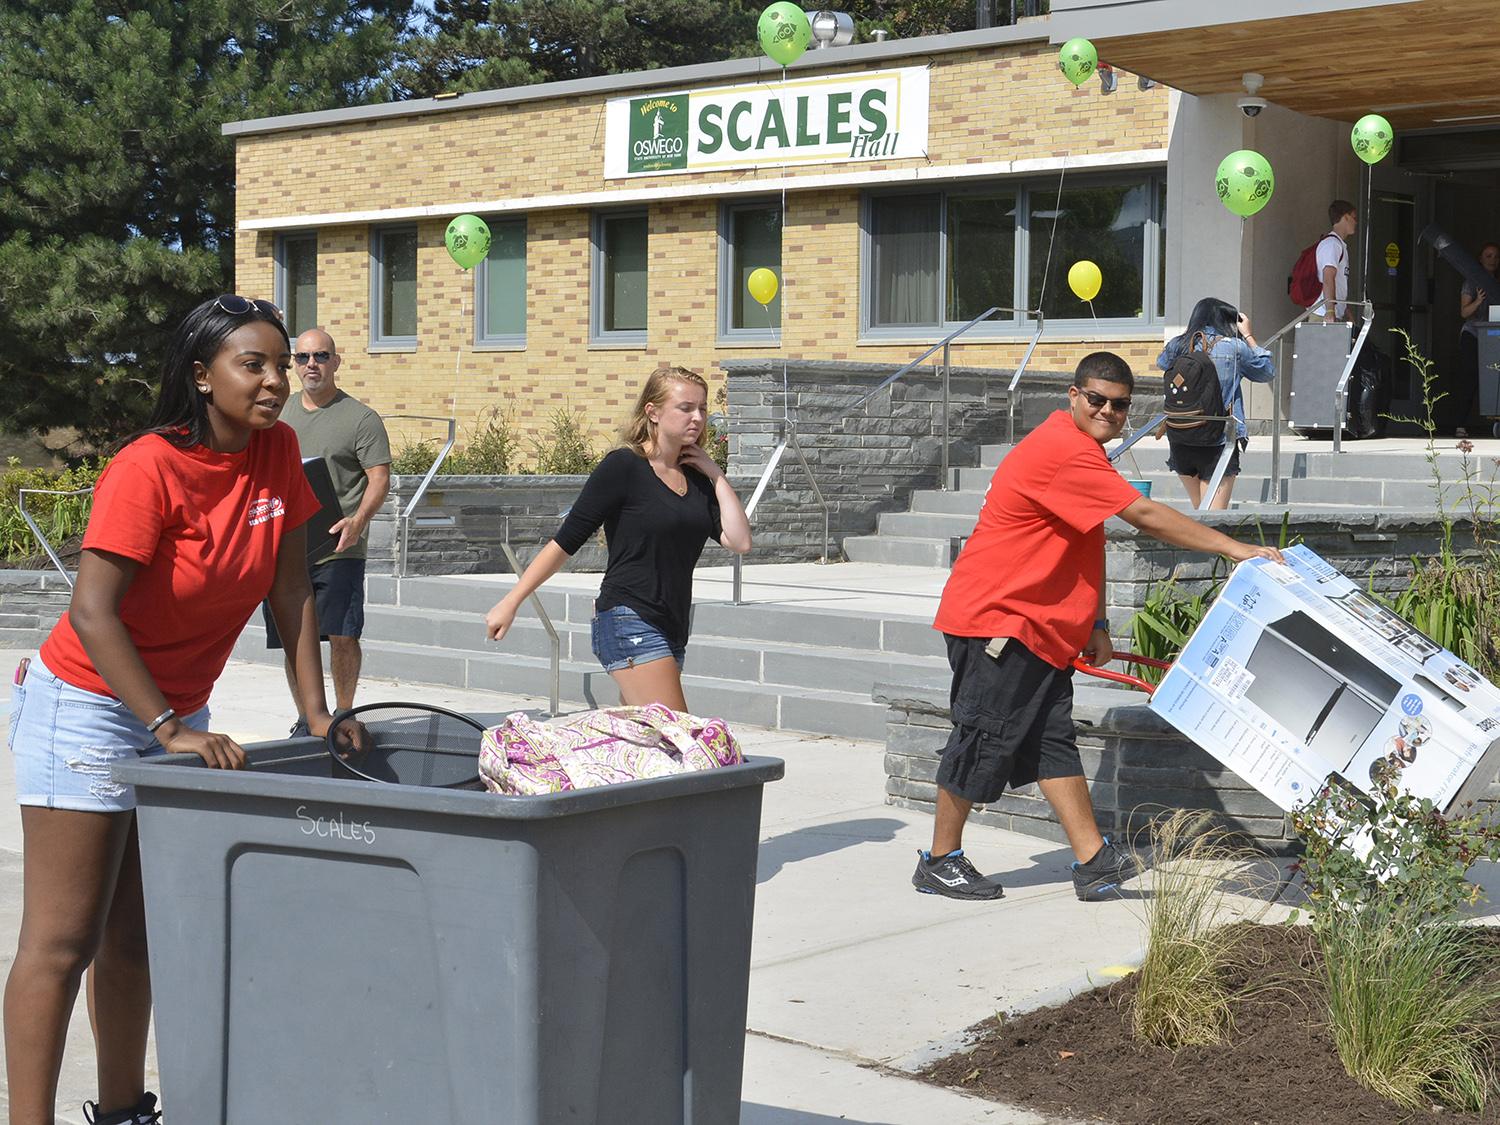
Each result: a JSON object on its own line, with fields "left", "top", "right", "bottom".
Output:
{"left": 214, "top": 294, "right": 283, "bottom": 321}
{"left": 294, "top": 350, "right": 333, "bottom": 365}
{"left": 1078, "top": 388, "right": 1132, "bottom": 414}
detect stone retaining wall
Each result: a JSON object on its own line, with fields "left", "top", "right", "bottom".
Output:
{"left": 879, "top": 679, "right": 1297, "bottom": 852}
{"left": 721, "top": 359, "right": 1131, "bottom": 563}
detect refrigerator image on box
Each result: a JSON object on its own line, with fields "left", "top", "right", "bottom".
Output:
{"left": 1243, "top": 611, "right": 1401, "bottom": 770}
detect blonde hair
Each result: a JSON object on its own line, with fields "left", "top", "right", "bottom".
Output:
{"left": 621, "top": 365, "right": 711, "bottom": 456}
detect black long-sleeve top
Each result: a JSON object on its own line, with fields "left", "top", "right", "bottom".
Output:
{"left": 554, "top": 448, "right": 723, "bottom": 649}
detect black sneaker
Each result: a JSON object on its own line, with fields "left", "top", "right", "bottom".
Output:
{"left": 289, "top": 717, "right": 311, "bottom": 738}
{"left": 912, "top": 849, "right": 1005, "bottom": 900}
{"left": 83, "top": 1091, "right": 163, "bottom": 1125}
{"left": 1072, "top": 837, "right": 1138, "bottom": 901}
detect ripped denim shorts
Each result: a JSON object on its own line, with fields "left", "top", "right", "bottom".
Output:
{"left": 7, "top": 657, "right": 209, "bottom": 813}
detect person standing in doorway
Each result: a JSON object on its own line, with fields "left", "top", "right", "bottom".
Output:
{"left": 1456, "top": 241, "right": 1499, "bottom": 437}
{"left": 263, "top": 328, "right": 391, "bottom": 729}
{"left": 911, "top": 352, "right": 1283, "bottom": 903}
{"left": 1317, "top": 200, "right": 1358, "bottom": 324}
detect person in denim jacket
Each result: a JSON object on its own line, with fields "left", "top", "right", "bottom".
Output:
{"left": 1155, "top": 297, "right": 1276, "bottom": 509}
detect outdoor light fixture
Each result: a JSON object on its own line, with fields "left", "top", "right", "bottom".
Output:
{"left": 1098, "top": 63, "right": 1117, "bottom": 95}
{"left": 1138, "top": 76, "right": 1157, "bottom": 91}
{"left": 807, "top": 10, "right": 856, "bottom": 49}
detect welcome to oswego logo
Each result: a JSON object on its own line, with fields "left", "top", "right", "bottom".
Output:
{"left": 628, "top": 95, "right": 689, "bottom": 173}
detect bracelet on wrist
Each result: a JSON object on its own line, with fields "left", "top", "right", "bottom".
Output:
{"left": 146, "top": 707, "right": 177, "bottom": 734}
{"left": 1093, "top": 619, "right": 1110, "bottom": 632}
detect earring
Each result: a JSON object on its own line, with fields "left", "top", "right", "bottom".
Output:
{"left": 196, "top": 385, "right": 209, "bottom": 394}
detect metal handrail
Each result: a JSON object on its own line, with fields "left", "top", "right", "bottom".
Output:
{"left": 731, "top": 418, "right": 829, "bottom": 604}
{"left": 388, "top": 415, "right": 458, "bottom": 579}
{"left": 17, "top": 487, "right": 93, "bottom": 588}
{"left": 1332, "top": 302, "right": 1377, "bottom": 455}
{"left": 850, "top": 306, "right": 1046, "bottom": 487}
{"left": 1108, "top": 413, "right": 1237, "bottom": 511}
{"left": 498, "top": 517, "right": 560, "bottom": 717}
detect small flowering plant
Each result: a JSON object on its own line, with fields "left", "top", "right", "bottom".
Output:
{"left": 1290, "top": 767, "right": 1500, "bottom": 932}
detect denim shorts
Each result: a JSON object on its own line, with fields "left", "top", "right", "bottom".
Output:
{"left": 8, "top": 657, "right": 210, "bottom": 813}
{"left": 590, "top": 605, "right": 685, "bottom": 673}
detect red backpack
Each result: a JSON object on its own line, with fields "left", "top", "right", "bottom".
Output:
{"left": 1288, "top": 233, "right": 1342, "bottom": 307}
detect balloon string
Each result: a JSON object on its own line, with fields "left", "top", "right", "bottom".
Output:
{"left": 1360, "top": 160, "right": 1372, "bottom": 303}
{"left": 1036, "top": 157, "right": 1067, "bottom": 317}
{"left": 452, "top": 276, "right": 467, "bottom": 422}
{"left": 1087, "top": 298, "right": 1097, "bottom": 320}
{"left": 779, "top": 64, "right": 790, "bottom": 425}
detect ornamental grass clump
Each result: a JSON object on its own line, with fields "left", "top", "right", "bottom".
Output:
{"left": 1129, "top": 809, "right": 1270, "bottom": 1049}
{"left": 1291, "top": 771, "right": 1500, "bottom": 1111}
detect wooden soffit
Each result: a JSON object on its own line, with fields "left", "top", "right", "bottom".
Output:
{"left": 1081, "top": 0, "right": 1495, "bottom": 129}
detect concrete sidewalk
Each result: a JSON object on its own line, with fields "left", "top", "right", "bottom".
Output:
{"left": 0, "top": 647, "right": 1161, "bottom": 1124}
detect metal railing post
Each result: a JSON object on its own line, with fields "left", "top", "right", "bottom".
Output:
{"left": 1332, "top": 303, "right": 1375, "bottom": 456}
{"left": 498, "top": 528, "right": 560, "bottom": 718}
{"left": 387, "top": 415, "right": 458, "bottom": 582}
{"left": 1260, "top": 305, "right": 1327, "bottom": 506}
{"left": 16, "top": 488, "right": 93, "bottom": 588}
{"left": 941, "top": 342, "right": 952, "bottom": 491}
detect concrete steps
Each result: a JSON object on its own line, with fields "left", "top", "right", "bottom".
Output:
{"left": 231, "top": 573, "right": 951, "bottom": 741}
{"left": 844, "top": 440, "right": 1461, "bottom": 567}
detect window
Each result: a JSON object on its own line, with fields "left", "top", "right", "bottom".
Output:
{"left": 370, "top": 225, "right": 418, "bottom": 347}
{"left": 591, "top": 210, "right": 648, "bottom": 345}
{"left": 275, "top": 233, "right": 318, "bottom": 337}
{"left": 1027, "top": 182, "right": 1149, "bottom": 321}
{"left": 476, "top": 217, "right": 527, "bottom": 346}
{"left": 720, "top": 202, "right": 782, "bottom": 339}
{"left": 862, "top": 172, "right": 1166, "bottom": 335}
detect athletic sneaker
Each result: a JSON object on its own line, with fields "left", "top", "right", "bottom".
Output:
{"left": 289, "top": 717, "right": 312, "bottom": 738}
{"left": 912, "top": 849, "right": 1005, "bottom": 900}
{"left": 1072, "top": 837, "right": 1138, "bottom": 901}
{"left": 83, "top": 1091, "right": 163, "bottom": 1125}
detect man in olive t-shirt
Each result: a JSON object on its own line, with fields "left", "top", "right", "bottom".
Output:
{"left": 263, "top": 328, "right": 391, "bottom": 725}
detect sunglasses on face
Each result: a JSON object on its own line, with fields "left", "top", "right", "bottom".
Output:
{"left": 294, "top": 351, "right": 333, "bottom": 366}
{"left": 214, "top": 294, "right": 283, "bottom": 320}
{"left": 1078, "top": 388, "right": 1132, "bottom": 414}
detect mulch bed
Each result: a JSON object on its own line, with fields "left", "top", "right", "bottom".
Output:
{"left": 0, "top": 534, "right": 81, "bottom": 571}
{"left": 920, "top": 924, "right": 1500, "bottom": 1124}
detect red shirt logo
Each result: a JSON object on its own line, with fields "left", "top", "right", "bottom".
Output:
{"left": 247, "top": 496, "right": 286, "bottom": 527}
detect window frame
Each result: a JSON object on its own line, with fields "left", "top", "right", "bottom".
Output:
{"left": 589, "top": 208, "right": 649, "bottom": 348}
{"left": 859, "top": 169, "right": 1168, "bottom": 340}
{"left": 369, "top": 223, "right": 419, "bottom": 351}
{"left": 717, "top": 198, "right": 783, "bottom": 345}
{"left": 473, "top": 215, "right": 528, "bottom": 350}
{"left": 273, "top": 231, "right": 319, "bottom": 339}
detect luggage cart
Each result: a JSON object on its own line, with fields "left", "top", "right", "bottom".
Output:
{"left": 1071, "top": 653, "right": 1173, "bottom": 695}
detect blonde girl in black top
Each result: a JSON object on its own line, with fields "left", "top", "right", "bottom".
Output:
{"left": 484, "top": 367, "right": 751, "bottom": 711}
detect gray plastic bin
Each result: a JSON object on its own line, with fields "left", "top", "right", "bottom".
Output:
{"left": 112, "top": 737, "right": 783, "bottom": 1125}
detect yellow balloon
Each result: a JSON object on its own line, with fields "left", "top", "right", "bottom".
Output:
{"left": 1068, "top": 260, "right": 1102, "bottom": 302}
{"left": 747, "top": 267, "right": 779, "bottom": 306}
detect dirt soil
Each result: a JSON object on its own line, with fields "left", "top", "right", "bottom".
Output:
{"left": 0, "top": 534, "right": 81, "bottom": 571}
{"left": 921, "top": 924, "right": 1500, "bottom": 1124}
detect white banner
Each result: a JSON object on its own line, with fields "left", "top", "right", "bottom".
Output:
{"left": 603, "top": 66, "right": 930, "bottom": 179}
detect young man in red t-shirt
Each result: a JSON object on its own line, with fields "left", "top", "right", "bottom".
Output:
{"left": 914, "top": 352, "right": 1283, "bottom": 902}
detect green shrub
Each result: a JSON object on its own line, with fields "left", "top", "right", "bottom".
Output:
{"left": 0, "top": 456, "right": 105, "bottom": 562}
{"left": 450, "top": 407, "right": 519, "bottom": 475}
{"left": 1129, "top": 809, "right": 1269, "bottom": 1048}
{"left": 1291, "top": 775, "right": 1500, "bottom": 1111}
{"left": 390, "top": 439, "right": 439, "bottom": 476}
{"left": 1128, "top": 569, "right": 1223, "bottom": 686}
{"left": 531, "top": 407, "right": 598, "bottom": 475}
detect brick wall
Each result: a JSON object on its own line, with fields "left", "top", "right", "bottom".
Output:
{"left": 232, "top": 41, "right": 1171, "bottom": 454}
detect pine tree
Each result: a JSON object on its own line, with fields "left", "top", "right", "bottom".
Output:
{"left": 0, "top": 1, "right": 414, "bottom": 447}
{"left": 397, "top": 0, "right": 759, "bottom": 98}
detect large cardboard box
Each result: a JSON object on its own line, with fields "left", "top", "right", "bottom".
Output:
{"left": 1148, "top": 545, "right": 1500, "bottom": 817}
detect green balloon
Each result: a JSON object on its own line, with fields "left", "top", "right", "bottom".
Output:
{"left": 445, "top": 214, "right": 491, "bottom": 270}
{"left": 1057, "top": 38, "right": 1097, "bottom": 87}
{"left": 758, "top": 2, "right": 811, "bottom": 67}
{"left": 1351, "top": 113, "right": 1394, "bottom": 165}
{"left": 1214, "top": 149, "right": 1275, "bottom": 218}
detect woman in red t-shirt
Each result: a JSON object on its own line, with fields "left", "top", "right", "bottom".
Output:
{"left": 4, "top": 296, "right": 335, "bottom": 1125}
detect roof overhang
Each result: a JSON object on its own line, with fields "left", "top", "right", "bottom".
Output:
{"left": 1050, "top": 0, "right": 1493, "bottom": 130}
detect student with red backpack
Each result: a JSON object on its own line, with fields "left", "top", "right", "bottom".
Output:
{"left": 1155, "top": 297, "right": 1275, "bottom": 509}
{"left": 1287, "top": 200, "right": 1357, "bottom": 321}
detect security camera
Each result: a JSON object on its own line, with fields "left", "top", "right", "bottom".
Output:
{"left": 1238, "top": 96, "right": 1267, "bottom": 118}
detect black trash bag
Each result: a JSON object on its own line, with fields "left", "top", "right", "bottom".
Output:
{"left": 1344, "top": 345, "right": 1391, "bottom": 440}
